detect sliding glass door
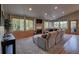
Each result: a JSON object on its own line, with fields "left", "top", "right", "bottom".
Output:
{"left": 71, "top": 21, "right": 77, "bottom": 33}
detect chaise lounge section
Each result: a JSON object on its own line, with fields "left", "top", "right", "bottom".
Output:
{"left": 33, "top": 30, "right": 64, "bottom": 51}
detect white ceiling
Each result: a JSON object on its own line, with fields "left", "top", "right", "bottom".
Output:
{"left": 2, "top": 4, "right": 79, "bottom": 20}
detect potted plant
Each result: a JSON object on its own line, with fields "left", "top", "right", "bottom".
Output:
{"left": 2, "top": 19, "right": 16, "bottom": 54}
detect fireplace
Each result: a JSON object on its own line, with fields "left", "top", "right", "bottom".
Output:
{"left": 35, "top": 19, "right": 43, "bottom": 34}
{"left": 36, "top": 29, "right": 42, "bottom": 34}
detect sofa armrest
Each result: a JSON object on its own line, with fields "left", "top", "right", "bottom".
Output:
{"left": 37, "top": 37, "right": 46, "bottom": 50}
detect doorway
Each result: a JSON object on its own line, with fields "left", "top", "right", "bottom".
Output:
{"left": 70, "top": 20, "right": 77, "bottom": 34}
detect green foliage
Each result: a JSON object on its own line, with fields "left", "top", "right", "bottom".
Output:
{"left": 4, "top": 19, "right": 11, "bottom": 32}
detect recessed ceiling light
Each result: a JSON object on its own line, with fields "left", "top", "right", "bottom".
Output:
{"left": 62, "top": 11, "right": 65, "bottom": 14}
{"left": 29, "top": 8, "right": 32, "bottom": 11}
{"left": 44, "top": 13, "right": 47, "bottom": 15}
{"left": 54, "top": 6, "right": 58, "bottom": 10}
{"left": 50, "top": 19, "right": 53, "bottom": 20}
{"left": 53, "top": 16, "right": 56, "bottom": 18}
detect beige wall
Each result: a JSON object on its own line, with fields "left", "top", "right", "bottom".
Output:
{"left": 77, "top": 20, "right": 79, "bottom": 34}
{"left": 0, "top": 26, "right": 4, "bottom": 54}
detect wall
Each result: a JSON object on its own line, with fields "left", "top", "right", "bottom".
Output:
{"left": 77, "top": 20, "right": 79, "bottom": 34}
{"left": 0, "top": 27, "right": 3, "bottom": 53}
{"left": 67, "top": 11, "right": 79, "bottom": 35}
{"left": 0, "top": 4, "right": 3, "bottom": 54}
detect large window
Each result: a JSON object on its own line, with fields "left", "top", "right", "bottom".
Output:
{"left": 25, "top": 19, "right": 34, "bottom": 30}
{"left": 54, "top": 22, "right": 60, "bottom": 28}
{"left": 20, "top": 19, "right": 24, "bottom": 31}
{"left": 11, "top": 18, "right": 20, "bottom": 31}
{"left": 54, "top": 21, "right": 68, "bottom": 31}
{"left": 48, "top": 22, "right": 53, "bottom": 28}
{"left": 60, "top": 21, "right": 67, "bottom": 31}
{"left": 25, "top": 20, "right": 29, "bottom": 30}
{"left": 11, "top": 18, "right": 34, "bottom": 31}
{"left": 28, "top": 20, "right": 33, "bottom": 30}
{"left": 44, "top": 21, "right": 48, "bottom": 29}
{"left": 11, "top": 17, "right": 34, "bottom": 31}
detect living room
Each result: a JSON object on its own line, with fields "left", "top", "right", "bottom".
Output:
{"left": 0, "top": 4, "right": 79, "bottom": 54}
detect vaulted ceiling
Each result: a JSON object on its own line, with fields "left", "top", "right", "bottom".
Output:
{"left": 2, "top": 4, "right": 79, "bottom": 20}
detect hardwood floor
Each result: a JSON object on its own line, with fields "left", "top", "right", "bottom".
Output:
{"left": 16, "top": 37, "right": 47, "bottom": 54}
{"left": 48, "top": 34, "right": 79, "bottom": 54}
{"left": 64, "top": 35, "right": 79, "bottom": 54}
{"left": 16, "top": 34, "right": 79, "bottom": 54}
